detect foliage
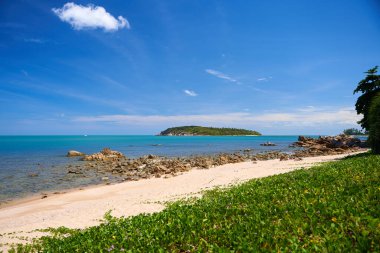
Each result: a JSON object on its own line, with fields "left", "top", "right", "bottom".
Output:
{"left": 13, "top": 153, "right": 380, "bottom": 252}
{"left": 342, "top": 128, "right": 366, "bottom": 135}
{"left": 159, "top": 126, "right": 261, "bottom": 136}
{"left": 354, "top": 66, "right": 380, "bottom": 130}
{"left": 368, "top": 94, "right": 380, "bottom": 154}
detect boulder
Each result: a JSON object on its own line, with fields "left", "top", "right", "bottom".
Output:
{"left": 298, "top": 136, "right": 313, "bottom": 142}
{"left": 83, "top": 148, "right": 124, "bottom": 161}
{"left": 260, "top": 142, "right": 276, "bottom": 146}
{"left": 293, "top": 135, "right": 365, "bottom": 157}
{"left": 67, "top": 150, "right": 85, "bottom": 157}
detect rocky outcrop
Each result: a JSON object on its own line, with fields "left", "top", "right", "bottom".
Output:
{"left": 83, "top": 148, "right": 124, "bottom": 161}
{"left": 67, "top": 150, "right": 85, "bottom": 157}
{"left": 68, "top": 150, "right": 325, "bottom": 182}
{"left": 65, "top": 135, "right": 367, "bottom": 184}
{"left": 292, "top": 135, "right": 364, "bottom": 157}
{"left": 67, "top": 151, "right": 277, "bottom": 182}
{"left": 295, "top": 135, "right": 363, "bottom": 149}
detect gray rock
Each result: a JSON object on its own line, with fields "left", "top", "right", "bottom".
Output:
{"left": 260, "top": 142, "right": 276, "bottom": 146}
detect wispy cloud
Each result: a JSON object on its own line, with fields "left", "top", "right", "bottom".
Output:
{"left": 0, "top": 22, "right": 25, "bottom": 28}
{"left": 74, "top": 107, "right": 360, "bottom": 127}
{"left": 24, "top": 38, "right": 45, "bottom": 43}
{"left": 297, "top": 105, "right": 316, "bottom": 112}
{"left": 98, "top": 75, "right": 127, "bottom": 89}
{"left": 184, "top": 89, "right": 198, "bottom": 96}
{"left": 257, "top": 76, "right": 272, "bottom": 82}
{"left": 52, "top": 2, "right": 130, "bottom": 32}
{"left": 205, "top": 69, "right": 238, "bottom": 83}
{"left": 10, "top": 80, "right": 128, "bottom": 110}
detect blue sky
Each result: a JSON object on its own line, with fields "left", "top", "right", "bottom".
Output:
{"left": 1, "top": 0, "right": 379, "bottom": 135}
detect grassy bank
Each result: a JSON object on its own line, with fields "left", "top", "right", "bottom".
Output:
{"left": 12, "top": 153, "right": 379, "bottom": 252}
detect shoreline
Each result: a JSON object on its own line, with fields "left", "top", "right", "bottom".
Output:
{"left": 0, "top": 150, "right": 365, "bottom": 251}
{"left": 0, "top": 147, "right": 360, "bottom": 207}
{"left": 0, "top": 149, "right": 298, "bottom": 205}
{"left": 0, "top": 135, "right": 364, "bottom": 206}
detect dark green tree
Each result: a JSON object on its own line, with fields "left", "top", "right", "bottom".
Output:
{"left": 368, "top": 94, "right": 380, "bottom": 154}
{"left": 342, "top": 128, "right": 365, "bottom": 135}
{"left": 354, "top": 66, "right": 380, "bottom": 131}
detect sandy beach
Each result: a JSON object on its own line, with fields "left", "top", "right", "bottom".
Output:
{"left": 0, "top": 151, "right": 363, "bottom": 250}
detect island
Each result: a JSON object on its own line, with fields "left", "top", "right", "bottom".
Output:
{"left": 158, "top": 126, "right": 261, "bottom": 136}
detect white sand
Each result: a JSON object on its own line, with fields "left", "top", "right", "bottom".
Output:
{"left": 0, "top": 152, "right": 362, "bottom": 250}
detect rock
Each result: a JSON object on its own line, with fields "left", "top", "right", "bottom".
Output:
{"left": 67, "top": 169, "right": 82, "bottom": 174}
{"left": 83, "top": 148, "right": 124, "bottom": 161}
{"left": 147, "top": 154, "right": 158, "bottom": 159}
{"left": 28, "top": 172, "right": 39, "bottom": 177}
{"left": 260, "top": 142, "right": 276, "bottom": 146}
{"left": 293, "top": 135, "right": 364, "bottom": 157}
{"left": 193, "top": 157, "right": 213, "bottom": 169}
{"left": 298, "top": 136, "right": 313, "bottom": 142}
{"left": 67, "top": 150, "right": 85, "bottom": 157}
{"left": 101, "top": 176, "right": 109, "bottom": 181}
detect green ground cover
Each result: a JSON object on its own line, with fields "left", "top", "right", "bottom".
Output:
{"left": 11, "top": 153, "right": 380, "bottom": 252}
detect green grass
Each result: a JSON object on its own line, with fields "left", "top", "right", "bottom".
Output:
{"left": 11, "top": 153, "right": 380, "bottom": 252}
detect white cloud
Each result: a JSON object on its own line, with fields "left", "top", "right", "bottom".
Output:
{"left": 205, "top": 69, "right": 238, "bottom": 83}
{"left": 73, "top": 107, "right": 361, "bottom": 128}
{"left": 297, "top": 106, "right": 316, "bottom": 112}
{"left": 257, "top": 76, "right": 272, "bottom": 82}
{"left": 52, "top": 2, "right": 130, "bottom": 32}
{"left": 184, "top": 89, "right": 198, "bottom": 96}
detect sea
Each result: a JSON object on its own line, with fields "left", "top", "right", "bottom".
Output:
{"left": 0, "top": 135, "right": 310, "bottom": 203}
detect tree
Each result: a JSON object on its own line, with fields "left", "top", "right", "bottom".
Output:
{"left": 342, "top": 128, "right": 365, "bottom": 135}
{"left": 368, "top": 94, "right": 380, "bottom": 154}
{"left": 354, "top": 66, "right": 380, "bottom": 131}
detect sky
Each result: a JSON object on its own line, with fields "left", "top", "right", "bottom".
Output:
{"left": 0, "top": 0, "right": 380, "bottom": 135}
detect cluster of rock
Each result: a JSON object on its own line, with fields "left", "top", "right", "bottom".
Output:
{"left": 291, "top": 135, "right": 365, "bottom": 157}
{"left": 69, "top": 153, "right": 251, "bottom": 181}
{"left": 65, "top": 149, "right": 324, "bottom": 181}
{"left": 83, "top": 148, "right": 124, "bottom": 161}
{"left": 65, "top": 135, "right": 366, "bottom": 183}
{"left": 260, "top": 142, "right": 276, "bottom": 146}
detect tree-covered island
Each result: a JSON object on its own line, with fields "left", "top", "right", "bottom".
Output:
{"left": 158, "top": 126, "right": 261, "bottom": 136}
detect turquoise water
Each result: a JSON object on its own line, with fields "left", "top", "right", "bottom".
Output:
{"left": 0, "top": 135, "right": 303, "bottom": 203}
